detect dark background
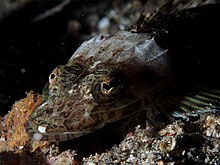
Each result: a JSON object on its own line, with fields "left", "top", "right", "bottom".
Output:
{"left": 0, "top": 0, "right": 140, "bottom": 115}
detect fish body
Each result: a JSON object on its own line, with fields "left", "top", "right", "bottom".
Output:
{"left": 26, "top": 31, "right": 173, "bottom": 141}
{"left": 26, "top": 1, "right": 220, "bottom": 141}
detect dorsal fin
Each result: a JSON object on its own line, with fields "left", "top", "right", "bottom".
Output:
{"left": 132, "top": 0, "right": 220, "bottom": 38}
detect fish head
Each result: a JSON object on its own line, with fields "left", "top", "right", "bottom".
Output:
{"left": 26, "top": 31, "right": 171, "bottom": 141}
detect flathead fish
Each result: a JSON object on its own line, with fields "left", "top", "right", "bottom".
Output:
{"left": 26, "top": 0, "right": 220, "bottom": 141}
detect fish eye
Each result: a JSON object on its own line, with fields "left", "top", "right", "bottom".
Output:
{"left": 92, "top": 70, "right": 125, "bottom": 104}
{"left": 50, "top": 73, "right": 56, "bottom": 80}
{"left": 49, "top": 65, "right": 63, "bottom": 82}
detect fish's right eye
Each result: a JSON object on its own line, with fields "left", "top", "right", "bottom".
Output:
{"left": 92, "top": 70, "right": 126, "bottom": 104}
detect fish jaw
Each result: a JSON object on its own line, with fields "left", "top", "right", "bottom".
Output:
{"left": 26, "top": 31, "right": 171, "bottom": 142}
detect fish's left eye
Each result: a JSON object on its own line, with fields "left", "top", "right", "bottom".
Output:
{"left": 92, "top": 70, "right": 126, "bottom": 104}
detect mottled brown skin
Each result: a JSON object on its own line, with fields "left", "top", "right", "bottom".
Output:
{"left": 26, "top": 31, "right": 171, "bottom": 141}
{"left": 26, "top": 0, "right": 220, "bottom": 141}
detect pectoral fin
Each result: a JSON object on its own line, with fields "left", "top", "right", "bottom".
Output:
{"left": 159, "top": 86, "right": 220, "bottom": 121}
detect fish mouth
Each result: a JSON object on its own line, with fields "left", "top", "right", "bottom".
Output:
{"left": 25, "top": 101, "right": 53, "bottom": 141}
{"left": 25, "top": 101, "right": 97, "bottom": 141}
{"left": 25, "top": 119, "right": 43, "bottom": 141}
{"left": 25, "top": 119, "right": 92, "bottom": 142}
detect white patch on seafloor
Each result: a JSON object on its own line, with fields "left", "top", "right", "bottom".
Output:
{"left": 33, "top": 133, "right": 43, "bottom": 141}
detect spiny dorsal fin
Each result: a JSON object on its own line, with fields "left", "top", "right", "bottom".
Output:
{"left": 132, "top": 0, "right": 220, "bottom": 37}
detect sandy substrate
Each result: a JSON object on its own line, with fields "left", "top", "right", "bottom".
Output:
{"left": 0, "top": 92, "right": 219, "bottom": 164}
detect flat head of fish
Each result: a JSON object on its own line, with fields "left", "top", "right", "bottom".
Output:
{"left": 26, "top": 31, "right": 171, "bottom": 141}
